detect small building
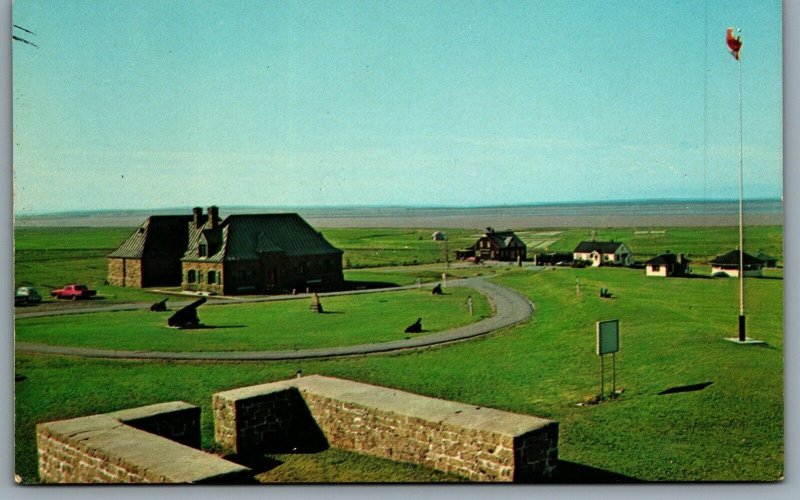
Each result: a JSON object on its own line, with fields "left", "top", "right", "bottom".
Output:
{"left": 573, "top": 241, "right": 634, "bottom": 267}
{"left": 644, "top": 253, "right": 691, "bottom": 277}
{"left": 107, "top": 215, "right": 199, "bottom": 288}
{"left": 458, "top": 227, "right": 527, "bottom": 262}
{"left": 431, "top": 231, "right": 446, "bottom": 241}
{"left": 710, "top": 250, "right": 764, "bottom": 278}
{"left": 181, "top": 208, "right": 344, "bottom": 295}
{"left": 755, "top": 251, "right": 778, "bottom": 268}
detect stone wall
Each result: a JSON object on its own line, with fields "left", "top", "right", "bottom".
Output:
{"left": 37, "top": 402, "right": 250, "bottom": 484}
{"left": 107, "top": 257, "right": 142, "bottom": 288}
{"left": 181, "top": 261, "right": 224, "bottom": 295}
{"left": 213, "top": 375, "right": 558, "bottom": 482}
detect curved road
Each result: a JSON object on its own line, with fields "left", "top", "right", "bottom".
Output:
{"left": 16, "top": 278, "right": 533, "bottom": 361}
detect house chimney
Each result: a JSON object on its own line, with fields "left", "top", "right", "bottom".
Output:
{"left": 208, "top": 206, "right": 219, "bottom": 229}
{"left": 192, "top": 207, "right": 203, "bottom": 228}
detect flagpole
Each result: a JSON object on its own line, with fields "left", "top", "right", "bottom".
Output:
{"left": 737, "top": 45, "right": 746, "bottom": 342}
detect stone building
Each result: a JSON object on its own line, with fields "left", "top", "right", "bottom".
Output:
{"left": 107, "top": 215, "right": 201, "bottom": 287}
{"left": 108, "top": 206, "right": 344, "bottom": 295}
{"left": 180, "top": 208, "right": 344, "bottom": 295}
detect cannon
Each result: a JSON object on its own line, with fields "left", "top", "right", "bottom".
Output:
{"left": 150, "top": 298, "right": 169, "bottom": 312}
{"left": 168, "top": 297, "right": 207, "bottom": 328}
{"left": 404, "top": 318, "right": 422, "bottom": 334}
{"left": 431, "top": 284, "right": 443, "bottom": 295}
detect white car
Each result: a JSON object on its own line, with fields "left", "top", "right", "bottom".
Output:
{"left": 15, "top": 287, "right": 42, "bottom": 306}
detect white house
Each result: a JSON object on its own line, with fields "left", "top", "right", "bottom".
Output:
{"left": 573, "top": 241, "right": 634, "bottom": 267}
{"left": 710, "top": 250, "right": 764, "bottom": 278}
{"left": 644, "top": 253, "right": 691, "bottom": 277}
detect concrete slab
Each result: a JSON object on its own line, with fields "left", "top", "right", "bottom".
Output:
{"left": 294, "top": 375, "right": 553, "bottom": 435}
{"left": 724, "top": 337, "right": 767, "bottom": 345}
{"left": 108, "top": 401, "right": 196, "bottom": 422}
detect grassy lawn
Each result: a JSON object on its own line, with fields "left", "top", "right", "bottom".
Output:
{"left": 13, "top": 225, "right": 783, "bottom": 305}
{"left": 13, "top": 225, "right": 784, "bottom": 482}
{"left": 15, "top": 287, "right": 491, "bottom": 352}
{"left": 14, "top": 264, "right": 783, "bottom": 483}
{"left": 525, "top": 226, "right": 783, "bottom": 265}
{"left": 255, "top": 448, "right": 466, "bottom": 483}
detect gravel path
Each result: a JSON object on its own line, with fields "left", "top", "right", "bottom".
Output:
{"left": 15, "top": 278, "right": 533, "bottom": 361}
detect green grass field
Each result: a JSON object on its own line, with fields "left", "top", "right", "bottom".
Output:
{"left": 15, "top": 287, "right": 490, "bottom": 351}
{"left": 14, "top": 224, "right": 783, "bottom": 305}
{"left": 13, "top": 225, "right": 784, "bottom": 483}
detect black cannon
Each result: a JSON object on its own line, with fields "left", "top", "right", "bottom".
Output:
{"left": 431, "top": 284, "right": 443, "bottom": 295}
{"left": 404, "top": 318, "right": 422, "bottom": 334}
{"left": 150, "top": 298, "right": 169, "bottom": 312}
{"left": 168, "top": 297, "right": 207, "bottom": 328}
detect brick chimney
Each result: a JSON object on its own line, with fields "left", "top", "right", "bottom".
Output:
{"left": 208, "top": 206, "right": 219, "bottom": 229}
{"left": 192, "top": 207, "right": 203, "bottom": 228}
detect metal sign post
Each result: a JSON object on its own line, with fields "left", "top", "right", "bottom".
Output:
{"left": 596, "top": 320, "right": 620, "bottom": 401}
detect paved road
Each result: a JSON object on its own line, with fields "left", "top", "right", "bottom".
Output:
{"left": 15, "top": 278, "right": 533, "bottom": 361}
{"left": 14, "top": 283, "right": 431, "bottom": 319}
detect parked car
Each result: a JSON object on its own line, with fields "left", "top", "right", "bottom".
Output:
{"left": 15, "top": 287, "right": 42, "bottom": 306}
{"left": 50, "top": 284, "right": 97, "bottom": 300}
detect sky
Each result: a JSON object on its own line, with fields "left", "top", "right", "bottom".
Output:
{"left": 11, "top": 0, "right": 783, "bottom": 214}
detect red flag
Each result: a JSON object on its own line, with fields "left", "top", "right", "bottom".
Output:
{"left": 727, "top": 27, "right": 742, "bottom": 60}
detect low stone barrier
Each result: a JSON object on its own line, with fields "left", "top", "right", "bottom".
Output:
{"left": 213, "top": 375, "right": 558, "bottom": 482}
{"left": 36, "top": 401, "right": 250, "bottom": 483}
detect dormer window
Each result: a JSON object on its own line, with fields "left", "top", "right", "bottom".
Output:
{"left": 199, "top": 243, "right": 208, "bottom": 257}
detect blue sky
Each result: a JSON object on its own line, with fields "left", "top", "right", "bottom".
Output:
{"left": 12, "top": 0, "right": 783, "bottom": 214}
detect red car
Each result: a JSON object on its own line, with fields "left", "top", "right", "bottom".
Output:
{"left": 51, "top": 284, "right": 97, "bottom": 300}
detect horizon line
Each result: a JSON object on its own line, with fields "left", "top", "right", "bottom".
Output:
{"left": 14, "top": 196, "right": 783, "bottom": 218}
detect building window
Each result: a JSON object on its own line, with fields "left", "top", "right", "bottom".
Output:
{"left": 299, "top": 262, "right": 306, "bottom": 275}
{"left": 322, "top": 259, "right": 330, "bottom": 273}
{"left": 652, "top": 265, "right": 661, "bottom": 272}
{"left": 208, "top": 271, "right": 216, "bottom": 284}
{"left": 199, "top": 244, "right": 207, "bottom": 257}
{"left": 187, "top": 270, "right": 197, "bottom": 283}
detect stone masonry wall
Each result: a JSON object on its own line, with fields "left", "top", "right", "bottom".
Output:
{"left": 182, "top": 261, "right": 224, "bottom": 295}
{"left": 107, "top": 257, "right": 142, "bottom": 288}
{"left": 213, "top": 376, "right": 558, "bottom": 482}
{"left": 214, "top": 387, "right": 326, "bottom": 456}
{"left": 37, "top": 402, "right": 249, "bottom": 484}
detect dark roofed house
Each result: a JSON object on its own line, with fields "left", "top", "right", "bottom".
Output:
{"left": 459, "top": 227, "right": 527, "bottom": 262}
{"left": 573, "top": 241, "right": 634, "bottom": 267}
{"left": 108, "top": 214, "right": 200, "bottom": 288}
{"left": 181, "top": 210, "right": 344, "bottom": 295}
{"left": 645, "top": 253, "right": 691, "bottom": 277}
{"left": 755, "top": 251, "right": 778, "bottom": 268}
{"left": 710, "top": 250, "right": 764, "bottom": 278}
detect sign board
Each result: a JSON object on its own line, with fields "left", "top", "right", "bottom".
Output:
{"left": 596, "top": 320, "right": 619, "bottom": 355}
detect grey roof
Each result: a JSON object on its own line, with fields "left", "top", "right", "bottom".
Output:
{"left": 573, "top": 241, "right": 626, "bottom": 254}
{"left": 109, "top": 216, "right": 194, "bottom": 259}
{"left": 710, "top": 250, "right": 763, "bottom": 266}
{"left": 182, "top": 213, "right": 341, "bottom": 262}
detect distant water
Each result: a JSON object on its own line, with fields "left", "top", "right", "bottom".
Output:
{"left": 286, "top": 199, "right": 783, "bottom": 219}
{"left": 14, "top": 199, "right": 783, "bottom": 228}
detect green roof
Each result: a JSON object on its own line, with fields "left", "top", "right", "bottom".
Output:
{"left": 182, "top": 213, "right": 341, "bottom": 262}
